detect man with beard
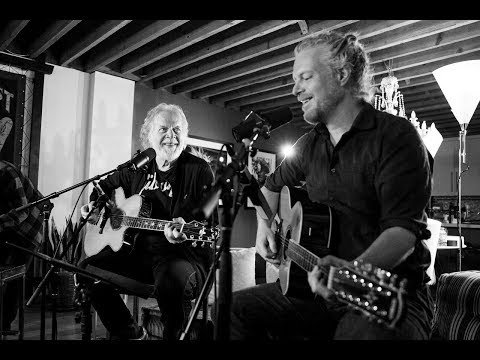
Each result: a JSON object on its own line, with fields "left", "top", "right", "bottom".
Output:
{"left": 79, "top": 103, "right": 215, "bottom": 340}
{"left": 230, "top": 31, "right": 434, "bottom": 340}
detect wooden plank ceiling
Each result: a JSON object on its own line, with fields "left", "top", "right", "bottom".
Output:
{"left": 2, "top": 19, "right": 480, "bottom": 138}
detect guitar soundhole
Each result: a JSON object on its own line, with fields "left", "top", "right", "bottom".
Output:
{"left": 283, "top": 228, "right": 291, "bottom": 260}
{"left": 110, "top": 210, "right": 125, "bottom": 230}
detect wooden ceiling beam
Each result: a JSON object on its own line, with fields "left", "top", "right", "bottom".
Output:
{"left": 372, "top": 50, "right": 480, "bottom": 85}
{"left": 398, "top": 74, "right": 437, "bottom": 89}
{"left": 371, "top": 36, "right": 480, "bottom": 76}
{"left": 28, "top": 20, "right": 81, "bottom": 58}
{"left": 226, "top": 84, "right": 293, "bottom": 108}
{"left": 178, "top": 64, "right": 293, "bottom": 98}
{"left": 362, "top": 19, "right": 477, "bottom": 53}
{"left": 121, "top": 20, "right": 245, "bottom": 74}
{"left": 153, "top": 19, "right": 360, "bottom": 89}
{"left": 369, "top": 21, "right": 480, "bottom": 64}
{"left": 240, "top": 94, "right": 298, "bottom": 113}
{"left": 84, "top": 20, "right": 189, "bottom": 73}
{"left": 211, "top": 75, "right": 293, "bottom": 103}
{"left": 0, "top": 20, "right": 30, "bottom": 51}
{"left": 140, "top": 20, "right": 300, "bottom": 83}
{"left": 296, "top": 20, "right": 309, "bottom": 35}
{"left": 59, "top": 20, "right": 131, "bottom": 66}
{"left": 401, "top": 82, "right": 442, "bottom": 97}
{"left": 173, "top": 48, "right": 294, "bottom": 93}
{"left": 170, "top": 20, "right": 447, "bottom": 94}
{"left": 0, "top": 52, "right": 53, "bottom": 74}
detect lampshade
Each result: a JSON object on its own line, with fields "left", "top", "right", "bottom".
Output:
{"left": 432, "top": 60, "right": 480, "bottom": 125}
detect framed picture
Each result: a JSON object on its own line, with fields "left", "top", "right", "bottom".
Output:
{"left": 186, "top": 136, "right": 231, "bottom": 177}
{"left": 186, "top": 136, "right": 232, "bottom": 207}
{"left": 247, "top": 150, "right": 276, "bottom": 207}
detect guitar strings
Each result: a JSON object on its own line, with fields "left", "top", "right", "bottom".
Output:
{"left": 276, "top": 233, "right": 331, "bottom": 277}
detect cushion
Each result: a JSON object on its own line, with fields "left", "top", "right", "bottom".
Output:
{"left": 432, "top": 270, "right": 480, "bottom": 340}
{"left": 208, "top": 247, "right": 256, "bottom": 304}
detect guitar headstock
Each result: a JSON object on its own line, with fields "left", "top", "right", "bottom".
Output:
{"left": 327, "top": 260, "right": 407, "bottom": 329}
{"left": 185, "top": 221, "right": 220, "bottom": 248}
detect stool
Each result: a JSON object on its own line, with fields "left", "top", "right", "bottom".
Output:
{"left": 82, "top": 265, "right": 155, "bottom": 340}
{"left": 0, "top": 264, "right": 26, "bottom": 340}
{"left": 85, "top": 264, "right": 213, "bottom": 340}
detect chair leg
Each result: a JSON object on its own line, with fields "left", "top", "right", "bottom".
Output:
{"left": 133, "top": 296, "right": 139, "bottom": 324}
{"left": 18, "top": 275, "right": 24, "bottom": 340}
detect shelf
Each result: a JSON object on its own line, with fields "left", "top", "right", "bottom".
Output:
{"left": 441, "top": 223, "right": 480, "bottom": 229}
{"left": 438, "top": 245, "right": 466, "bottom": 250}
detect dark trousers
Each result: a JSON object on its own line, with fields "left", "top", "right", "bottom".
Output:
{"left": 230, "top": 282, "right": 434, "bottom": 340}
{"left": 78, "top": 240, "right": 205, "bottom": 340}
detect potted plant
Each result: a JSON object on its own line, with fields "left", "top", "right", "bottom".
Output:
{"left": 48, "top": 217, "right": 84, "bottom": 311}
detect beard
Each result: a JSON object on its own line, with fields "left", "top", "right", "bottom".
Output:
{"left": 156, "top": 144, "right": 183, "bottom": 163}
{"left": 303, "top": 83, "right": 345, "bottom": 126}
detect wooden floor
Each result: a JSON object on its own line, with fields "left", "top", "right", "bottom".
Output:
{"left": 2, "top": 296, "right": 158, "bottom": 341}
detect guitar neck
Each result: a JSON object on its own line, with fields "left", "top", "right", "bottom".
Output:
{"left": 119, "top": 215, "right": 174, "bottom": 232}
{"left": 283, "top": 239, "right": 321, "bottom": 273}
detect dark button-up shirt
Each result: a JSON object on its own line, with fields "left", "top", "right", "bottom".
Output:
{"left": 265, "top": 102, "right": 432, "bottom": 285}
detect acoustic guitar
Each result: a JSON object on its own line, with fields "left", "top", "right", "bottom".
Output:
{"left": 273, "top": 186, "right": 407, "bottom": 329}
{"left": 84, "top": 187, "right": 219, "bottom": 257}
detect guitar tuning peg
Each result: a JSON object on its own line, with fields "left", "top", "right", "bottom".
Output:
{"left": 192, "top": 241, "right": 197, "bottom": 247}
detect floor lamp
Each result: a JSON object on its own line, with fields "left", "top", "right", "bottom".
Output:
{"left": 433, "top": 60, "right": 480, "bottom": 271}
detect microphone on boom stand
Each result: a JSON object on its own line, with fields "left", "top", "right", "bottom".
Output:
{"left": 184, "top": 107, "right": 292, "bottom": 341}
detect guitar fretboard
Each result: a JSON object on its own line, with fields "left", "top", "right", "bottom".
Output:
{"left": 121, "top": 215, "right": 172, "bottom": 231}
{"left": 107, "top": 214, "right": 215, "bottom": 241}
{"left": 278, "top": 235, "right": 330, "bottom": 276}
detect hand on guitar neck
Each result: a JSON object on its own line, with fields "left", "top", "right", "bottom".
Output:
{"left": 307, "top": 255, "right": 350, "bottom": 302}
{"left": 164, "top": 217, "right": 188, "bottom": 244}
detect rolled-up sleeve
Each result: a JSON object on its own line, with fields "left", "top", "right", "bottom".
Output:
{"left": 375, "top": 122, "right": 432, "bottom": 240}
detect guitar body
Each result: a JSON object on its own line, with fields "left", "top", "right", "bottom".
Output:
{"left": 273, "top": 187, "right": 406, "bottom": 328}
{"left": 84, "top": 187, "right": 150, "bottom": 257}
{"left": 277, "top": 186, "right": 332, "bottom": 298}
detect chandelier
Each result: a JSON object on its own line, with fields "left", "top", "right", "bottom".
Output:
{"left": 374, "top": 70, "right": 406, "bottom": 118}
{"left": 374, "top": 63, "right": 443, "bottom": 157}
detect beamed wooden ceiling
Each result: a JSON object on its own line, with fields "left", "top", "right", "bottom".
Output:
{"left": 2, "top": 19, "right": 480, "bottom": 138}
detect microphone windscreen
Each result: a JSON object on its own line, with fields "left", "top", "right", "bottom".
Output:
{"left": 144, "top": 148, "right": 156, "bottom": 160}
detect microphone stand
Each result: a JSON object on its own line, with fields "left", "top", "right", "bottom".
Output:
{"left": 14, "top": 166, "right": 121, "bottom": 340}
{"left": 181, "top": 131, "right": 274, "bottom": 341}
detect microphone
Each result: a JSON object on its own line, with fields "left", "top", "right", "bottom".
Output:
{"left": 232, "top": 107, "right": 293, "bottom": 143}
{"left": 117, "top": 148, "right": 156, "bottom": 171}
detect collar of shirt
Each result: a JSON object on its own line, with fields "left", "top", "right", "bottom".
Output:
{"left": 313, "top": 101, "right": 378, "bottom": 140}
